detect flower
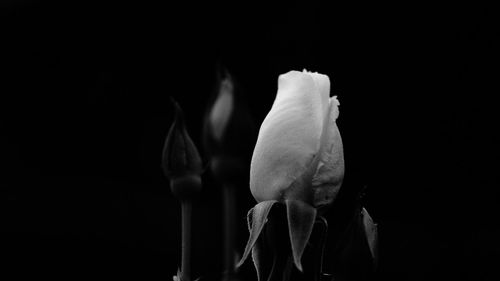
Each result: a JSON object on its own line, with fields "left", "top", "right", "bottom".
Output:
{"left": 202, "top": 67, "right": 256, "bottom": 183}
{"left": 162, "top": 99, "right": 203, "bottom": 200}
{"left": 250, "top": 70, "right": 344, "bottom": 207}
{"left": 208, "top": 69, "right": 235, "bottom": 143}
{"left": 238, "top": 70, "right": 345, "bottom": 274}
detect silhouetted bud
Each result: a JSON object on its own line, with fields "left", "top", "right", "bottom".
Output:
{"left": 163, "top": 99, "right": 203, "bottom": 200}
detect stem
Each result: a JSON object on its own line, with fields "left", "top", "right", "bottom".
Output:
{"left": 181, "top": 200, "right": 192, "bottom": 281}
{"left": 313, "top": 217, "right": 328, "bottom": 281}
{"left": 282, "top": 256, "right": 294, "bottom": 281}
{"left": 223, "top": 184, "right": 236, "bottom": 276}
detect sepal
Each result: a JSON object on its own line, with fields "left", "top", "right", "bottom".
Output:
{"left": 237, "top": 200, "right": 278, "bottom": 268}
{"left": 285, "top": 199, "right": 317, "bottom": 272}
{"left": 361, "top": 207, "right": 378, "bottom": 269}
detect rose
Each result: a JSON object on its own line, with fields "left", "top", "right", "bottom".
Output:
{"left": 250, "top": 70, "right": 344, "bottom": 207}
{"left": 239, "top": 70, "right": 345, "bottom": 274}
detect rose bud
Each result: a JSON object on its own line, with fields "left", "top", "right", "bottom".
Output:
{"left": 239, "top": 70, "right": 345, "bottom": 273}
{"left": 203, "top": 66, "right": 256, "bottom": 183}
{"left": 162, "top": 99, "right": 203, "bottom": 201}
{"left": 250, "top": 70, "right": 344, "bottom": 208}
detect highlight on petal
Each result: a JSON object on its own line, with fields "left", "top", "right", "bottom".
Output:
{"left": 312, "top": 96, "right": 344, "bottom": 207}
{"left": 237, "top": 200, "right": 278, "bottom": 268}
{"left": 306, "top": 70, "right": 330, "bottom": 119}
{"left": 286, "top": 199, "right": 317, "bottom": 272}
{"left": 250, "top": 71, "right": 331, "bottom": 203}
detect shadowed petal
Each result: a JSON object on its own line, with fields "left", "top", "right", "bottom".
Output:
{"left": 312, "top": 96, "right": 344, "bottom": 207}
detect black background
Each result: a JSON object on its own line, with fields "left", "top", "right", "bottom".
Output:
{"left": 1, "top": 1, "right": 499, "bottom": 280}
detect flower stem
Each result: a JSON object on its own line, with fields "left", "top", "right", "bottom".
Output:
{"left": 223, "top": 184, "right": 236, "bottom": 277}
{"left": 181, "top": 200, "right": 192, "bottom": 281}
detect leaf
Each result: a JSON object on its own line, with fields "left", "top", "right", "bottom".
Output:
{"left": 237, "top": 200, "right": 278, "bottom": 268}
{"left": 286, "top": 199, "right": 317, "bottom": 272}
{"left": 361, "top": 207, "right": 378, "bottom": 269}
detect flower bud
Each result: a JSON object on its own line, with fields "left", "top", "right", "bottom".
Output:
{"left": 250, "top": 70, "right": 344, "bottom": 207}
{"left": 240, "top": 70, "right": 345, "bottom": 274}
{"left": 163, "top": 99, "right": 203, "bottom": 200}
{"left": 203, "top": 66, "right": 256, "bottom": 183}
{"left": 209, "top": 70, "right": 234, "bottom": 143}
